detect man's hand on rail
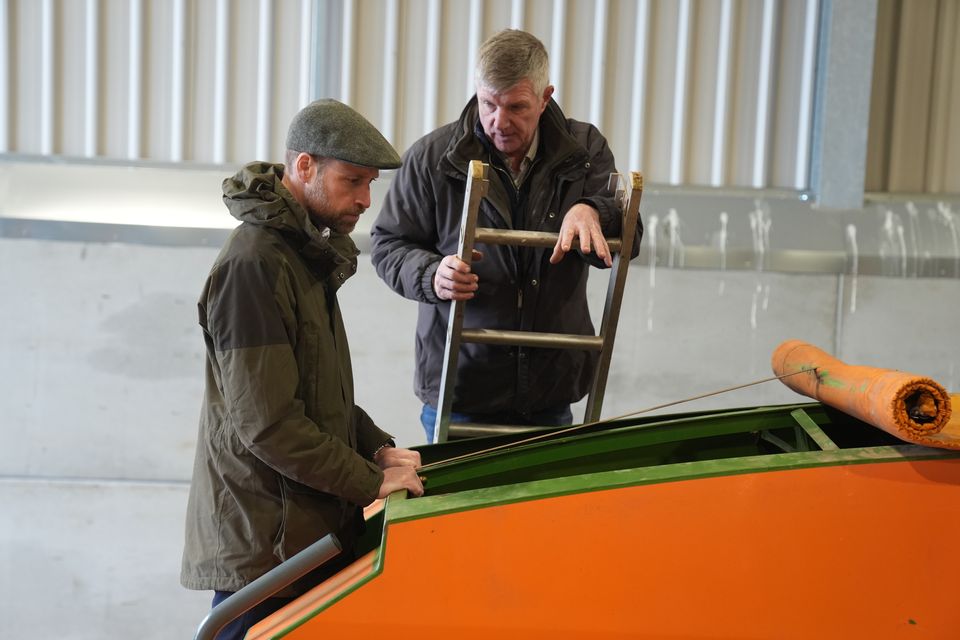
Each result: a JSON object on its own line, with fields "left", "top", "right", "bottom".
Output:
{"left": 550, "top": 203, "right": 611, "bottom": 267}
{"left": 378, "top": 466, "right": 424, "bottom": 498}
{"left": 374, "top": 446, "right": 421, "bottom": 470}
{"left": 433, "top": 250, "right": 484, "bottom": 301}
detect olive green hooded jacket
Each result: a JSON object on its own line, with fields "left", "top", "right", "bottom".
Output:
{"left": 181, "top": 162, "right": 392, "bottom": 595}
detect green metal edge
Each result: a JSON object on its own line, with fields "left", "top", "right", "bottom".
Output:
{"left": 421, "top": 404, "right": 829, "bottom": 488}
{"left": 389, "top": 443, "right": 959, "bottom": 523}
{"left": 790, "top": 407, "right": 840, "bottom": 450}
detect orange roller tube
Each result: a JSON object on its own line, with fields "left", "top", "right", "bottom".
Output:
{"left": 772, "top": 339, "right": 956, "bottom": 448}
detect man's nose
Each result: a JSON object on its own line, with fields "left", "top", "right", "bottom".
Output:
{"left": 491, "top": 108, "right": 508, "bottom": 131}
{"left": 357, "top": 186, "right": 372, "bottom": 209}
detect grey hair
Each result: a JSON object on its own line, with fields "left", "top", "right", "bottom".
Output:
{"left": 475, "top": 29, "right": 550, "bottom": 96}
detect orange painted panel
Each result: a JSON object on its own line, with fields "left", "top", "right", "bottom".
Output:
{"left": 271, "top": 459, "right": 960, "bottom": 639}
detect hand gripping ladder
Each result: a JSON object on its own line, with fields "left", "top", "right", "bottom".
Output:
{"left": 432, "top": 159, "right": 643, "bottom": 443}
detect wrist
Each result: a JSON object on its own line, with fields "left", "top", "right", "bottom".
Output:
{"left": 373, "top": 442, "right": 393, "bottom": 460}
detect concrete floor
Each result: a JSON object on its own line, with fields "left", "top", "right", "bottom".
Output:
{"left": 0, "top": 479, "right": 209, "bottom": 640}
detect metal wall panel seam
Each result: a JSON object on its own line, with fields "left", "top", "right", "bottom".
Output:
{"left": 298, "top": 0, "right": 314, "bottom": 108}
{"left": 0, "top": 0, "right": 8, "bottom": 151}
{"left": 711, "top": 0, "right": 733, "bottom": 187}
{"left": 170, "top": 0, "right": 186, "bottom": 162}
{"left": 340, "top": 0, "right": 355, "bottom": 104}
{"left": 213, "top": 0, "right": 229, "bottom": 164}
{"left": 41, "top": 0, "right": 54, "bottom": 155}
{"left": 466, "top": 0, "right": 483, "bottom": 101}
{"left": 127, "top": 0, "right": 143, "bottom": 159}
{"left": 752, "top": 0, "right": 777, "bottom": 188}
{"left": 628, "top": 0, "right": 650, "bottom": 175}
{"left": 549, "top": 0, "right": 566, "bottom": 106}
{"left": 670, "top": 0, "right": 692, "bottom": 185}
{"left": 255, "top": 0, "right": 274, "bottom": 162}
{"left": 589, "top": 0, "right": 609, "bottom": 129}
{"left": 924, "top": 0, "right": 959, "bottom": 192}
{"left": 808, "top": 0, "right": 878, "bottom": 208}
{"left": 794, "top": 0, "right": 819, "bottom": 190}
{"left": 256, "top": 0, "right": 273, "bottom": 160}
{"left": 84, "top": 0, "right": 99, "bottom": 157}
{"left": 381, "top": 0, "right": 399, "bottom": 143}
{"left": 424, "top": 0, "right": 441, "bottom": 135}
{"left": 511, "top": 0, "right": 524, "bottom": 30}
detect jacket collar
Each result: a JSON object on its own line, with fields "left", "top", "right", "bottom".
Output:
{"left": 441, "top": 97, "right": 588, "bottom": 180}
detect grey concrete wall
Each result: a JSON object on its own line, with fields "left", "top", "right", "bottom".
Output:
{"left": 589, "top": 266, "right": 960, "bottom": 421}
{"left": 2, "top": 211, "right": 959, "bottom": 638}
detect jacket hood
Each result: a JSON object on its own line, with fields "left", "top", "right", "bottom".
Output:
{"left": 223, "top": 162, "right": 307, "bottom": 232}
{"left": 222, "top": 161, "right": 359, "bottom": 285}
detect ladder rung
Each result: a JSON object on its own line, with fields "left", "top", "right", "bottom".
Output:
{"left": 461, "top": 328, "right": 604, "bottom": 350}
{"left": 447, "top": 423, "right": 544, "bottom": 439}
{"left": 475, "top": 227, "right": 622, "bottom": 253}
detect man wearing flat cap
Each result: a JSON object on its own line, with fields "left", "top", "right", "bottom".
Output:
{"left": 181, "top": 99, "right": 423, "bottom": 640}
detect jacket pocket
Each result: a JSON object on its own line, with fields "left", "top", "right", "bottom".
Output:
{"left": 274, "top": 476, "right": 340, "bottom": 562}
{"left": 298, "top": 327, "right": 320, "bottom": 418}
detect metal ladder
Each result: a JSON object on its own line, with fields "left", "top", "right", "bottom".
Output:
{"left": 432, "top": 159, "right": 643, "bottom": 443}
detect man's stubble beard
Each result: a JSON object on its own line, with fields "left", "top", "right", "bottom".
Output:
{"left": 304, "top": 176, "right": 365, "bottom": 235}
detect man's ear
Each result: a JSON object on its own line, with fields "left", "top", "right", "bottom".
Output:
{"left": 541, "top": 85, "right": 555, "bottom": 111}
{"left": 294, "top": 152, "right": 315, "bottom": 182}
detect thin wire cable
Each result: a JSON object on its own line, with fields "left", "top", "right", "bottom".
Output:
{"left": 420, "top": 368, "right": 815, "bottom": 472}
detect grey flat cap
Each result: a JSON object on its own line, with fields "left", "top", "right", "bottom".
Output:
{"left": 285, "top": 99, "right": 401, "bottom": 169}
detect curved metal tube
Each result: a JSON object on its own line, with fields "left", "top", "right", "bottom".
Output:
{"left": 193, "top": 533, "right": 342, "bottom": 640}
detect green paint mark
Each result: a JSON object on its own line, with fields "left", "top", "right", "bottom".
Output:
{"left": 815, "top": 369, "right": 846, "bottom": 389}
{"left": 908, "top": 619, "right": 917, "bottom": 625}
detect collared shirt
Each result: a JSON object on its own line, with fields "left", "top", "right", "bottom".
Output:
{"left": 503, "top": 129, "right": 540, "bottom": 188}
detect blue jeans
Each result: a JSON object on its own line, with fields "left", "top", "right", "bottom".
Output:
{"left": 420, "top": 403, "right": 573, "bottom": 443}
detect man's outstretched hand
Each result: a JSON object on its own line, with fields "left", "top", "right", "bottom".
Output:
{"left": 550, "top": 204, "right": 611, "bottom": 266}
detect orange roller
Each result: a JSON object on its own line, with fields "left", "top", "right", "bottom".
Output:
{"left": 772, "top": 339, "right": 957, "bottom": 449}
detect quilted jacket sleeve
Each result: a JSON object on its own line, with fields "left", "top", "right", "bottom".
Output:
{"left": 370, "top": 137, "right": 446, "bottom": 305}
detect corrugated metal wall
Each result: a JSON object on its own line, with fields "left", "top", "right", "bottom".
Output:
{"left": 866, "top": 0, "right": 960, "bottom": 194}
{"left": 1, "top": 0, "right": 957, "bottom": 194}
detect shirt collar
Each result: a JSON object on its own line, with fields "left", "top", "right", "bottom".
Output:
{"left": 506, "top": 128, "right": 540, "bottom": 187}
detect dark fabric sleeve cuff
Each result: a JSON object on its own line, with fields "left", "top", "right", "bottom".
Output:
{"left": 418, "top": 259, "right": 442, "bottom": 304}
{"left": 373, "top": 439, "right": 395, "bottom": 458}
{"left": 355, "top": 464, "right": 385, "bottom": 505}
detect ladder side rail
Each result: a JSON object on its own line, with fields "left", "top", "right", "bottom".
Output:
{"left": 584, "top": 171, "right": 644, "bottom": 423}
{"left": 433, "top": 160, "right": 488, "bottom": 444}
